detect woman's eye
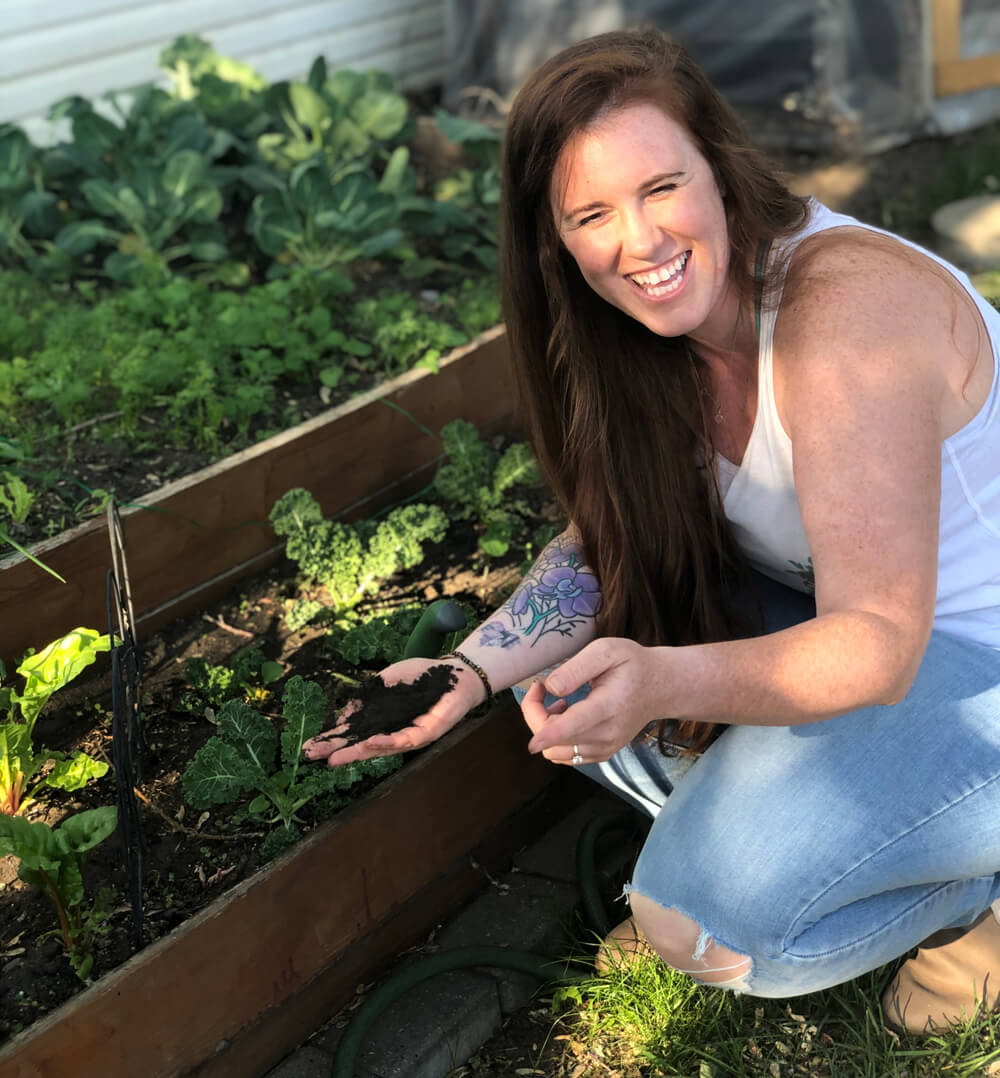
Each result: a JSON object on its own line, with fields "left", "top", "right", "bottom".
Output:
{"left": 649, "top": 183, "right": 677, "bottom": 196}
{"left": 578, "top": 211, "right": 604, "bottom": 227}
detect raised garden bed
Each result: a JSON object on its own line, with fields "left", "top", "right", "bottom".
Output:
{"left": 0, "top": 697, "right": 566, "bottom": 1078}
{"left": 0, "top": 325, "right": 511, "bottom": 668}
{"left": 0, "top": 320, "right": 583, "bottom": 1075}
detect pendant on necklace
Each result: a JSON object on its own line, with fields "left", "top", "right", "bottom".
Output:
{"left": 713, "top": 407, "right": 724, "bottom": 424}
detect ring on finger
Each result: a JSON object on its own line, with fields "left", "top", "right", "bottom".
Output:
{"left": 571, "top": 744, "right": 583, "bottom": 766}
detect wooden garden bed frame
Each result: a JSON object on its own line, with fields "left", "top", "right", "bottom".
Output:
{"left": 0, "top": 698, "right": 569, "bottom": 1077}
{"left": 0, "top": 324, "right": 514, "bottom": 668}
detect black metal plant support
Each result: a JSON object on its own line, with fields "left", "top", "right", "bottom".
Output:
{"left": 106, "top": 498, "right": 146, "bottom": 952}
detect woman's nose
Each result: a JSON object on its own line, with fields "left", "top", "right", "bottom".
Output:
{"left": 620, "top": 207, "right": 660, "bottom": 259}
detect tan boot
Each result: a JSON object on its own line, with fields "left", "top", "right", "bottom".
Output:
{"left": 882, "top": 910, "right": 1000, "bottom": 1034}
{"left": 594, "top": 916, "right": 658, "bottom": 975}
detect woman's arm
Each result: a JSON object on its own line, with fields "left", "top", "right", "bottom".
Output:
{"left": 304, "top": 524, "right": 601, "bottom": 765}
{"left": 527, "top": 235, "right": 965, "bottom": 759}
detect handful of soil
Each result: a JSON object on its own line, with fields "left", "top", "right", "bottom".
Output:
{"left": 313, "top": 663, "right": 459, "bottom": 746}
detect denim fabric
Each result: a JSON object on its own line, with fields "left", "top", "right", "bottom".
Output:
{"left": 511, "top": 574, "right": 1000, "bottom": 997}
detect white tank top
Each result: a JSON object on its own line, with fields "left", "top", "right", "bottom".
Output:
{"left": 719, "top": 199, "right": 1000, "bottom": 650}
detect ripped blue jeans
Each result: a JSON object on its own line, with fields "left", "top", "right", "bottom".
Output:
{"left": 512, "top": 574, "right": 1000, "bottom": 997}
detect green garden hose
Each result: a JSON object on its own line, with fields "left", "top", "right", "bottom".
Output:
{"left": 329, "top": 808, "right": 640, "bottom": 1078}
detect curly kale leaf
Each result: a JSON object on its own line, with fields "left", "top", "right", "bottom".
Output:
{"left": 271, "top": 488, "right": 447, "bottom": 614}
{"left": 358, "top": 504, "right": 448, "bottom": 595}
{"left": 279, "top": 675, "right": 326, "bottom": 771}
{"left": 331, "top": 606, "right": 421, "bottom": 665}
{"left": 181, "top": 700, "right": 277, "bottom": 809}
{"left": 433, "top": 419, "right": 495, "bottom": 518}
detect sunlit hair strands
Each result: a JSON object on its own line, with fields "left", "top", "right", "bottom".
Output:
{"left": 499, "top": 28, "right": 810, "bottom": 752}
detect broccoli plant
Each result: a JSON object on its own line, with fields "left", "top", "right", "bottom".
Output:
{"left": 182, "top": 675, "right": 401, "bottom": 859}
{"left": 432, "top": 419, "right": 541, "bottom": 555}
{"left": 1, "top": 627, "right": 112, "bottom": 815}
{"left": 0, "top": 806, "right": 117, "bottom": 979}
{"left": 269, "top": 489, "right": 448, "bottom": 625}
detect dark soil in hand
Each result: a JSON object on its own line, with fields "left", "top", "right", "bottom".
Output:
{"left": 315, "top": 665, "right": 459, "bottom": 746}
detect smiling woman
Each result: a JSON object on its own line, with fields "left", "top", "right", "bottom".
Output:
{"left": 302, "top": 26, "right": 1000, "bottom": 1039}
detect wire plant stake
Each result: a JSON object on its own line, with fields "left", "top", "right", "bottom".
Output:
{"left": 106, "top": 498, "right": 146, "bottom": 951}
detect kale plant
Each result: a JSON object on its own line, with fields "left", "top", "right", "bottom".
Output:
{"left": 0, "top": 805, "right": 117, "bottom": 979}
{"left": 269, "top": 489, "right": 448, "bottom": 623}
{"left": 182, "top": 675, "right": 401, "bottom": 860}
{"left": 433, "top": 419, "right": 541, "bottom": 555}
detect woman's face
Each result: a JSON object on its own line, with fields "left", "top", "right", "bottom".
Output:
{"left": 551, "top": 102, "right": 734, "bottom": 341}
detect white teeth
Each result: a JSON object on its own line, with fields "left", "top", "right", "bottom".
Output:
{"left": 629, "top": 251, "right": 689, "bottom": 294}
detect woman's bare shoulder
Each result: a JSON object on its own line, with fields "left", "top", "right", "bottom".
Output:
{"left": 776, "top": 225, "right": 966, "bottom": 361}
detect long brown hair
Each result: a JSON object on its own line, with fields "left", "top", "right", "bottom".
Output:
{"left": 500, "top": 28, "right": 809, "bottom": 751}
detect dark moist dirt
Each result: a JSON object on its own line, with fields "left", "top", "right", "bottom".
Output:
{"left": 0, "top": 475, "right": 563, "bottom": 1046}
{"left": 314, "top": 665, "right": 459, "bottom": 746}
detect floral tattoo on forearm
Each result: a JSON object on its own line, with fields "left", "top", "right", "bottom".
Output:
{"left": 478, "top": 534, "right": 602, "bottom": 649}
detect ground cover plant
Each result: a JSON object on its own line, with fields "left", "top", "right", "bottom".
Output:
{"left": 0, "top": 34, "right": 504, "bottom": 553}
{"left": 0, "top": 423, "right": 557, "bottom": 1044}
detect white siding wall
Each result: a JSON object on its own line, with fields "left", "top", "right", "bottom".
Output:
{"left": 0, "top": 0, "right": 447, "bottom": 144}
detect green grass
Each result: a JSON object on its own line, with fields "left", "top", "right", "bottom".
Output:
{"left": 538, "top": 953, "right": 1000, "bottom": 1077}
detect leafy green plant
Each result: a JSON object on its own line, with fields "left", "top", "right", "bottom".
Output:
{"left": 0, "top": 471, "right": 35, "bottom": 523}
{"left": 0, "top": 806, "right": 117, "bottom": 978}
{"left": 0, "top": 627, "right": 112, "bottom": 815}
{"left": 159, "top": 33, "right": 270, "bottom": 140}
{"left": 346, "top": 289, "right": 467, "bottom": 373}
{"left": 181, "top": 675, "right": 401, "bottom": 859}
{"left": 0, "top": 125, "right": 68, "bottom": 279}
{"left": 247, "top": 157, "right": 405, "bottom": 276}
{"left": 256, "top": 61, "right": 412, "bottom": 180}
{"left": 183, "top": 645, "right": 283, "bottom": 711}
{"left": 269, "top": 489, "right": 448, "bottom": 622}
{"left": 401, "top": 110, "right": 501, "bottom": 273}
{"left": 433, "top": 420, "right": 541, "bottom": 555}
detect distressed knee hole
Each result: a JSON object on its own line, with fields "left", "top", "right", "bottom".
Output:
{"left": 629, "top": 891, "right": 752, "bottom": 988}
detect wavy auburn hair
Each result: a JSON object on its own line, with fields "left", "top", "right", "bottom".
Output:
{"left": 500, "top": 28, "right": 809, "bottom": 751}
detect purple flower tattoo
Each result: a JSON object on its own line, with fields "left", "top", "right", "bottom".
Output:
{"left": 533, "top": 566, "right": 601, "bottom": 618}
{"left": 502, "top": 533, "right": 602, "bottom": 645}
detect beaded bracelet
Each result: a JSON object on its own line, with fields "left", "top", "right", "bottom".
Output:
{"left": 443, "top": 650, "right": 494, "bottom": 702}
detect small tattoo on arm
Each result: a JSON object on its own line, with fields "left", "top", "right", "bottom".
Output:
{"left": 478, "top": 621, "right": 520, "bottom": 649}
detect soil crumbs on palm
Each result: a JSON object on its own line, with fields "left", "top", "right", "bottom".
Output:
{"left": 316, "top": 666, "right": 458, "bottom": 746}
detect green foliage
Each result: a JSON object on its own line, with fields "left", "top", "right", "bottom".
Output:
{"left": 183, "top": 645, "right": 282, "bottom": 711}
{"left": 269, "top": 489, "right": 448, "bottom": 617}
{"left": 331, "top": 606, "right": 422, "bottom": 665}
{"left": 1, "top": 628, "right": 112, "bottom": 815}
{"left": 346, "top": 289, "right": 467, "bottom": 373}
{"left": 433, "top": 420, "right": 541, "bottom": 555}
{"left": 0, "top": 806, "right": 117, "bottom": 979}
{"left": 247, "top": 158, "right": 405, "bottom": 274}
{"left": 0, "top": 472, "right": 35, "bottom": 523}
{"left": 181, "top": 675, "right": 401, "bottom": 856}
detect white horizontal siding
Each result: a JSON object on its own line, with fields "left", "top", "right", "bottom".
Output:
{"left": 0, "top": 0, "right": 445, "bottom": 144}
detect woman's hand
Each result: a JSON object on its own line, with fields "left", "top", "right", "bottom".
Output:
{"left": 520, "top": 638, "right": 661, "bottom": 765}
{"left": 302, "top": 657, "right": 487, "bottom": 767}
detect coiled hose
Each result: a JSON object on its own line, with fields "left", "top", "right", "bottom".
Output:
{"left": 330, "top": 807, "right": 639, "bottom": 1077}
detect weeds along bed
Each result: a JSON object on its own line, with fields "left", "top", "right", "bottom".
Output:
{"left": 0, "top": 33, "right": 504, "bottom": 554}
{"left": 0, "top": 419, "right": 562, "bottom": 1049}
